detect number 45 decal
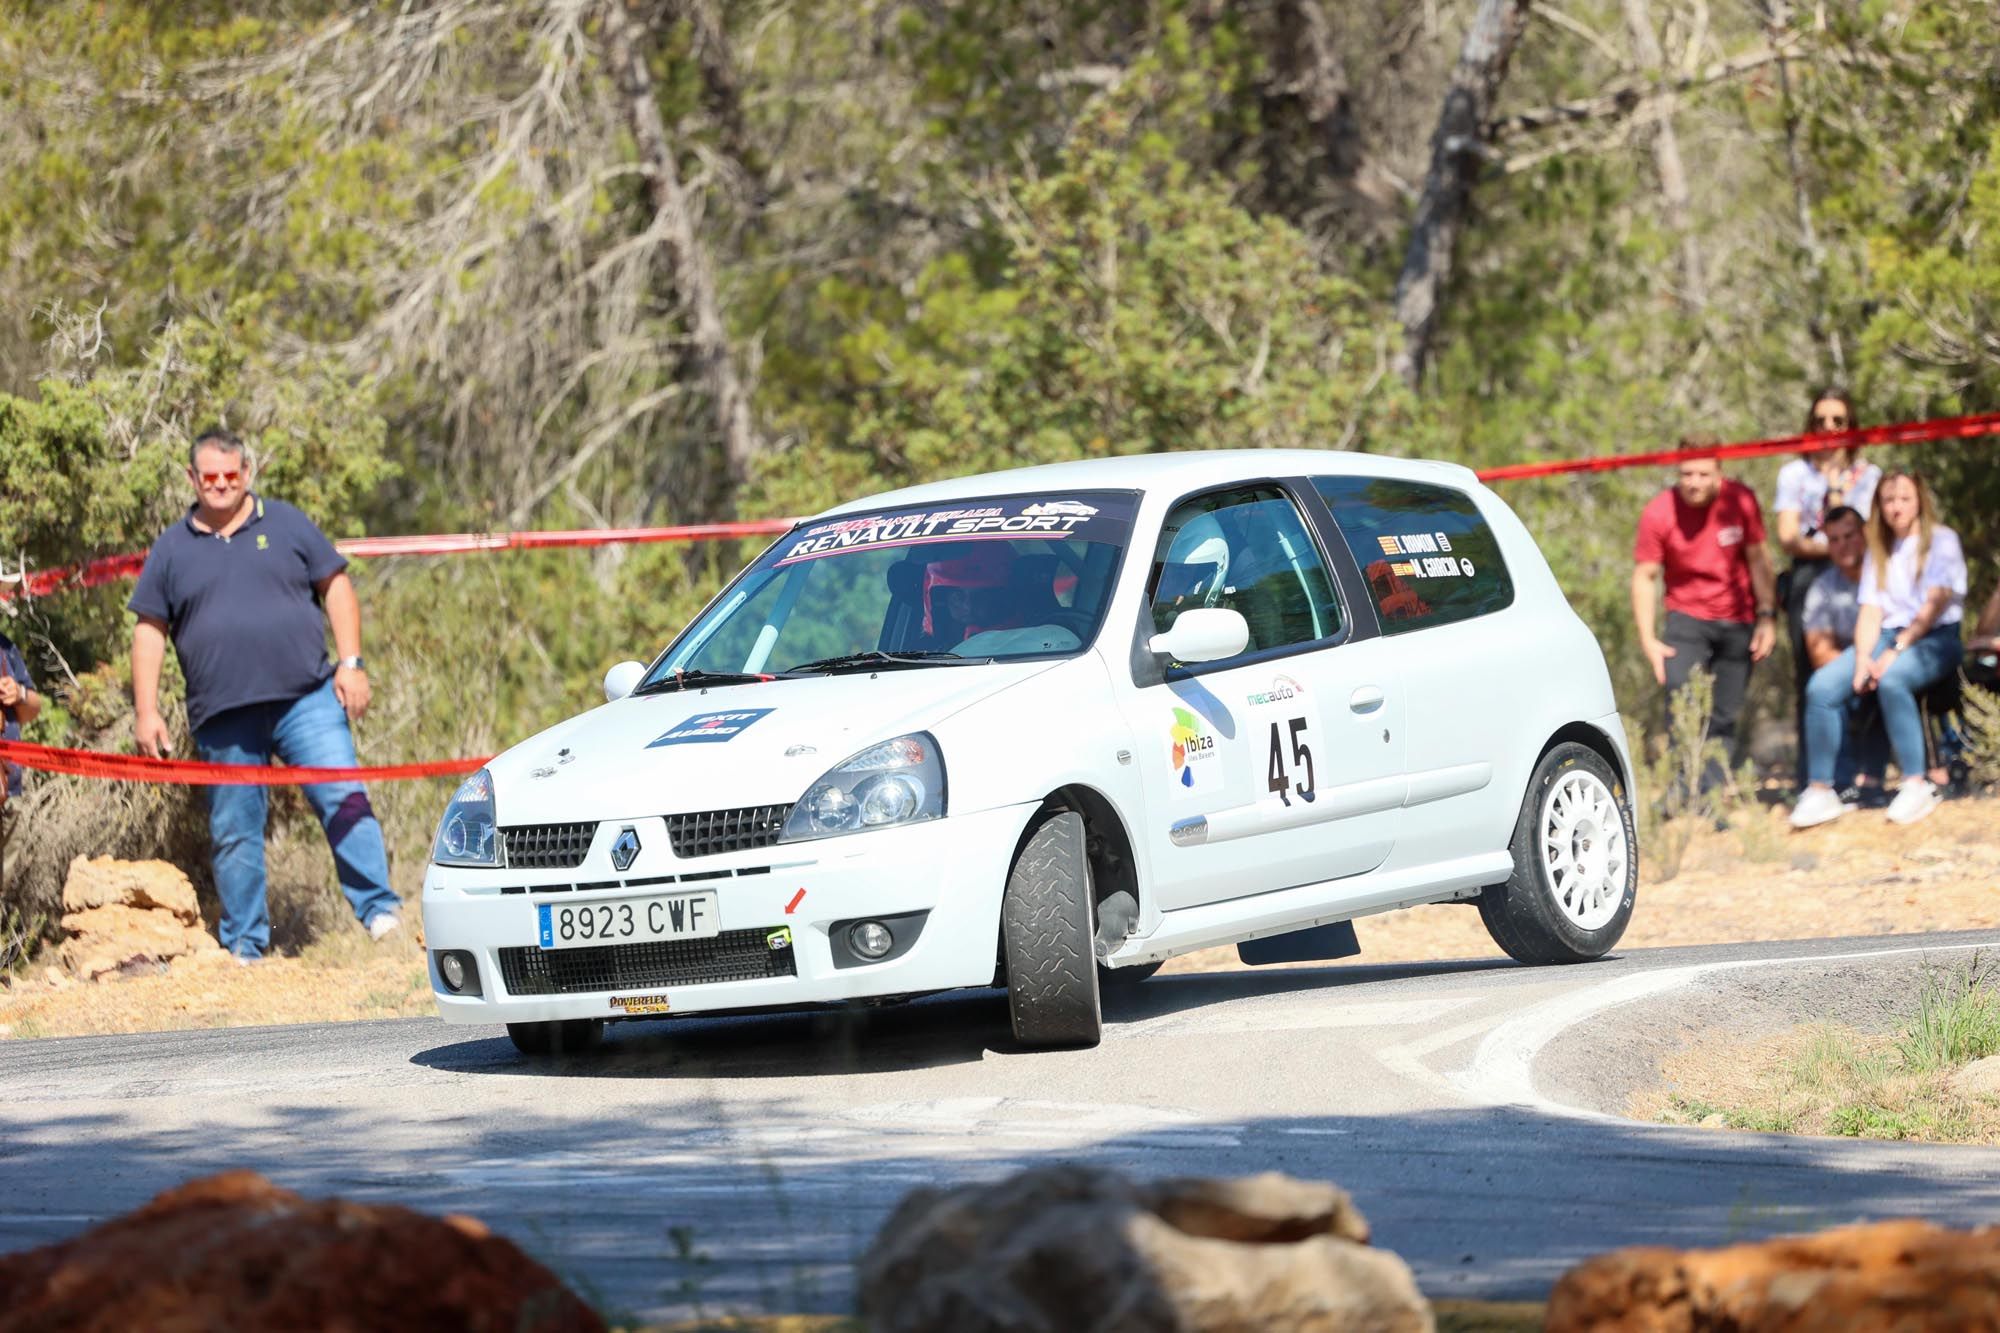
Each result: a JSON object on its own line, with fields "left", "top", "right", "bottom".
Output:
{"left": 1267, "top": 717, "right": 1317, "bottom": 806}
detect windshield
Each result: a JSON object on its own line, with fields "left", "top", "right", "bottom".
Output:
{"left": 648, "top": 490, "right": 1139, "bottom": 681}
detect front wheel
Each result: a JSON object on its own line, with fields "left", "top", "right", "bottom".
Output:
{"left": 1001, "top": 809, "right": 1103, "bottom": 1048}
{"left": 1478, "top": 743, "right": 1636, "bottom": 964}
{"left": 506, "top": 1018, "right": 605, "bottom": 1056}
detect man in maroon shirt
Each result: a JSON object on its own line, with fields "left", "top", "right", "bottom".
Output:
{"left": 1631, "top": 453, "right": 1778, "bottom": 776}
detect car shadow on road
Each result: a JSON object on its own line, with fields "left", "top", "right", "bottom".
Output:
{"left": 407, "top": 953, "right": 1531, "bottom": 1080}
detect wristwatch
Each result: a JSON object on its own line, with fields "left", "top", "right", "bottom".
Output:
{"left": 338, "top": 656, "right": 367, "bottom": 671}
{"left": 1754, "top": 608, "right": 1776, "bottom": 621}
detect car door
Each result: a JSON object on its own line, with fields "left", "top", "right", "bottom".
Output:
{"left": 1115, "top": 482, "right": 1406, "bottom": 913}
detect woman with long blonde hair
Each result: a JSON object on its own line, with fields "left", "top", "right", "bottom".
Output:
{"left": 1794, "top": 470, "right": 1965, "bottom": 827}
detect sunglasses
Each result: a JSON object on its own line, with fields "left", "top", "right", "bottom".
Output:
{"left": 196, "top": 470, "right": 243, "bottom": 487}
{"left": 1811, "top": 413, "right": 1850, "bottom": 429}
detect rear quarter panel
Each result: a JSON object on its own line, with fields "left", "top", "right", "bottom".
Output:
{"left": 1380, "top": 484, "right": 1622, "bottom": 873}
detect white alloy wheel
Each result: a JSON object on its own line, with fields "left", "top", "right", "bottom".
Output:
{"left": 1539, "top": 769, "right": 1627, "bottom": 931}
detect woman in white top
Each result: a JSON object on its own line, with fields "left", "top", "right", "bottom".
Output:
{"left": 1802, "top": 470, "right": 1965, "bottom": 826}
{"left": 1774, "top": 389, "right": 1881, "bottom": 789}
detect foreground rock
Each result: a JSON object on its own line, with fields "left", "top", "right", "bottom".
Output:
{"left": 858, "top": 1164, "right": 1430, "bottom": 1332}
{"left": 0, "top": 1169, "right": 603, "bottom": 1332}
{"left": 55, "top": 855, "right": 219, "bottom": 980}
{"left": 1547, "top": 1218, "right": 2000, "bottom": 1332}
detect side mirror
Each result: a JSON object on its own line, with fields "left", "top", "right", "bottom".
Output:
{"left": 603, "top": 660, "right": 646, "bottom": 703}
{"left": 1147, "top": 608, "right": 1249, "bottom": 665}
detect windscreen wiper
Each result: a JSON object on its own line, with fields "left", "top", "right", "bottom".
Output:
{"left": 786, "top": 650, "right": 993, "bottom": 674}
{"left": 630, "top": 669, "right": 787, "bottom": 695}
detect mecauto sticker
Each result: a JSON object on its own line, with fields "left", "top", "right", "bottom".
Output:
{"left": 647, "top": 708, "right": 776, "bottom": 747}
{"left": 610, "top": 993, "right": 672, "bottom": 1015}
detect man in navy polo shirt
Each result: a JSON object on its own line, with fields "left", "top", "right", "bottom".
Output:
{"left": 1, "top": 627, "right": 44, "bottom": 805}
{"left": 129, "top": 427, "right": 402, "bottom": 962}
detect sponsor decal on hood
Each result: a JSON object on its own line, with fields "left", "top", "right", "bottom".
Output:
{"left": 647, "top": 708, "right": 776, "bottom": 747}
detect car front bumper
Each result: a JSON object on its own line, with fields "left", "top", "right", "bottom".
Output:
{"left": 421, "top": 803, "right": 1036, "bottom": 1026}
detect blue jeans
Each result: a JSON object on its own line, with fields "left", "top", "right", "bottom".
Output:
{"left": 195, "top": 680, "right": 400, "bottom": 959}
{"left": 1802, "top": 660, "right": 1888, "bottom": 788}
{"left": 1804, "top": 625, "right": 1963, "bottom": 787}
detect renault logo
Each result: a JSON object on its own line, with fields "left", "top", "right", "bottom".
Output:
{"left": 610, "top": 827, "right": 642, "bottom": 872}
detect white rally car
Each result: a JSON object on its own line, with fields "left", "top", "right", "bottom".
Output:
{"left": 423, "top": 451, "right": 1637, "bottom": 1055}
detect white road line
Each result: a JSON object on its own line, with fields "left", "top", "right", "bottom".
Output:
{"left": 1451, "top": 937, "right": 2000, "bottom": 1119}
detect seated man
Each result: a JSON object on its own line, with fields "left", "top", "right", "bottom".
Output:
{"left": 921, "top": 548, "right": 1022, "bottom": 648}
{"left": 1791, "top": 507, "right": 1887, "bottom": 825}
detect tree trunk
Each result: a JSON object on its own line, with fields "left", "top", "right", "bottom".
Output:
{"left": 1273, "top": 0, "right": 1363, "bottom": 184}
{"left": 598, "top": 0, "right": 761, "bottom": 517}
{"left": 671, "top": 0, "right": 762, "bottom": 197}
{"left": 1392, "top": 0, "right": 1532, "bottom": 390}
{"left": 1620, "top": 0, "right": 1706, "bottom": 311}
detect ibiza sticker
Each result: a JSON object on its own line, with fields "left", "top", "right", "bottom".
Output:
{"left": 647, "top": 708, "right": 776, "bottom": 747}
{"left": 1169, "top": 706, "right": 1221, "bottom": 794}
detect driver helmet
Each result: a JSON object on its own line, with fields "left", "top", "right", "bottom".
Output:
{"left": 1160, "top": 515, "right": 1231, "bottom": 607}
{"left": 922, "top": 546, "right": 1019, "bottom": 639}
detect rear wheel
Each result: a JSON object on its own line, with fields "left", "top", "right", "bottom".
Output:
{"left": 506, "top": 1018, "right": 605, "bottom": 1056}
{"left": 1478, "top": 743, "right": 1636, "bottom": 964}
{"left": 1001, "top": 810, "right": 1103, "bottom": 1048}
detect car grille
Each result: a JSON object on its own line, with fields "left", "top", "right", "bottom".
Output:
{"left": 665, "top": 804, "right": 791, "bottom": 859}
{"left": 498, "top": 930, "right": 796, "bottom": 996}
{"left": 502, "top": 822, "right": 597, "bottom": 869}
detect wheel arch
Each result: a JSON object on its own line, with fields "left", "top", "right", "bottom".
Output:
{"left": 1538, "top": 721, "right": 1634, "bottom": 797}
{"left": 1026, "top": 783, "right": 1142, "bottom": 956}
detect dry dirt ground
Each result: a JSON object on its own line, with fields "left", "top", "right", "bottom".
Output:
{"left": 2, "top": 797, "right": 1995, "bottom": 1042}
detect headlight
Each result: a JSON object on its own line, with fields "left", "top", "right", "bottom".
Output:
{"left": 432, "top": 768, "right": 501, "bottom": 867}
{"left": 781, "top": 733, "right": 946, "bottom": 843}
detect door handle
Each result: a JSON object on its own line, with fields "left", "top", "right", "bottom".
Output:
{"left": 1349, "top": 686, "right": 1386, "bottom": 713}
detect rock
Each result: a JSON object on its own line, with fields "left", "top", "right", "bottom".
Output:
{"left": 858, "top": 1164, "right": 1431, "bottom": 1333}
{"left": 1951, "top": 1054, "right": 2000, "bottom": 1100}
{"left": 61, "top": 855, "right": 200, "bottom": 923}
{"left": 56, "top": 904, "right": 220, "bottom": 981}
{"left": 39, "top": 966, "right": 69, "bottom": 990}
{"left": 1546, "top": 1218, "right": 2000, "bottom": 1333}
{"left": 0, "top": 1169, "right": 603, "bottom": 1333}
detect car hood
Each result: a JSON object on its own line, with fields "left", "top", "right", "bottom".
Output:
{"left": 487, "top": 661, "right": 1058, "bottom": 824}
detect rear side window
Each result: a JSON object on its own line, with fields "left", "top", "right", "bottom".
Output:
{"left": 1313, "top": 477, "right": 1514, "bottom": 633}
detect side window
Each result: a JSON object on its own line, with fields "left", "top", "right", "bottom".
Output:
{"left": 1148, "top": 486, "right": 1343, "bottom": 657}
{"left": 1313, "top": 476, "right": 1515, "bottom": 633}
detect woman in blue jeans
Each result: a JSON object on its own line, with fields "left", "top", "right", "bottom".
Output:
{"left": 1792, "top": 471, "right": 1966, "bottom": 828}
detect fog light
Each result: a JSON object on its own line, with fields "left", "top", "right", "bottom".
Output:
{"left": 848, "top": 921, "right": 894, "bottom": 960}
{"left": 439, "top": 952, "right": 468, "bottom": 991}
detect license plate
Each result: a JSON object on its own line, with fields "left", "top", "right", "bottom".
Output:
{"left": 536, "top": 892, "right": 720, "bottom": 950}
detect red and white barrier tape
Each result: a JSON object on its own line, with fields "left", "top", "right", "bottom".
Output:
{"left": 5, "top": 412, "right": 1996, "bottom": 604}
{"left": 0, "top": 738, "right": 485, "bottom": 786}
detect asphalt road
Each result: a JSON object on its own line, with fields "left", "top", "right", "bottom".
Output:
{"left": 6, "top": 929, "right": 2000, "bottom": 1322}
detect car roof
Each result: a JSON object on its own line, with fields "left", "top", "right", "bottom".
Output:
{"left": 817, "top": 449, "right": 1484, "bottom": 518}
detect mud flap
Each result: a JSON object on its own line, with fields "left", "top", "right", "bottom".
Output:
{"left": 1236, "top": 920, "right": 1361, "bottom": 965}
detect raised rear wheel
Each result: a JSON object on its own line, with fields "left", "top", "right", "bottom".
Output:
{"left": 1478, "top": 742, "right": 1636, "bottom": 964}
{"left": 1001, "top": 809, "right": 1103, "bottom": 1048}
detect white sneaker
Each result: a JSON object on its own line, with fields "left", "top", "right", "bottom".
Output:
{"left": 367, "top": 912, "right": 403, "bottom": 942}
{"left": 1789, "top": 785, "right": 1847, "bottom": 830}
{"left": 1886, "top": 778, "right": 1942, "bottom": 826}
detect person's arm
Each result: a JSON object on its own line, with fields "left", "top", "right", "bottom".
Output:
{"left": 1775, "top": 509, "right": 1827, "bottom": 560}
{"left": 1805, "top": 629, "right": 1840, "bottom": 670}
{"left": 0, "top": 665, "right": 39, "bottom": 725}
{"left": 1747, "top": 542, "right": 1778, "bottom": 662}
{"left": 316, "top": 571, "right": 370, "bottom": 721}
{"left": 1631, "top": 561, "right": 1674, "bottom": 685}
{"left": 1852, "top": 602, "right": 1884, "bottom": 692}
{"left": 132, "top": 617, "right": 173, "bottom": 757}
